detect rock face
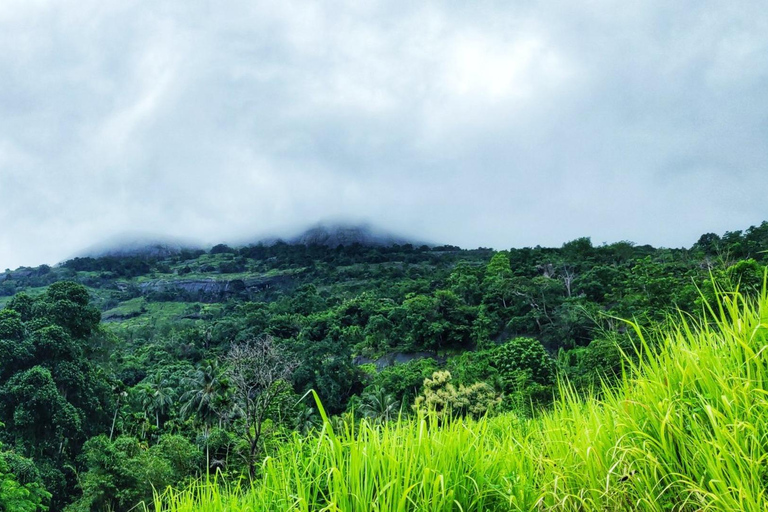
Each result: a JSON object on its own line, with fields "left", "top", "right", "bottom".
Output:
{"left": 285, "top": 223, "right": 426, "bottom": 248}
{"left": 353, "top": 351, "right": 447, "bottom": 371}
{"left": 138, "top": 275, "right": 290, "bottom": 302}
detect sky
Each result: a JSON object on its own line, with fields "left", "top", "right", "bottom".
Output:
{"left": 1, "top": 0, "right": 767, "bottom": 269}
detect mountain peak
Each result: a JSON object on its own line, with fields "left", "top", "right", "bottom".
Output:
{"left": 283, "top": 223, "right": 427, "bottom": 248}
{"left": 74, "top": 233, "right": 201, "bottom": 259}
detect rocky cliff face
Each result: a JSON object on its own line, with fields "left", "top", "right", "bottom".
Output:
{"left": 137, "top": 274, "right": 291, "bottom": 302}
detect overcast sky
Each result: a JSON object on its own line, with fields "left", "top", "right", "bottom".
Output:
{"left": 1, "top": 1, "right": 767, "bottom": 269}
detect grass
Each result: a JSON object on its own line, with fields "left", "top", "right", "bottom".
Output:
{"left": 102, "top": 297, "right": 147, "bottom": 321}
{"left": 150, "top": 284, "right": 768, "bottom": 511}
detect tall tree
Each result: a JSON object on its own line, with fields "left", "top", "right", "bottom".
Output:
{"left": 180, "top": 362, "right": 228, "bottom": 430}
{"left": 140, "top": 374, "right": 176, "bottom": 429}
{"left": 0, "top": 282, "right": 111, "bottom": 511}
{"left": 225, "top": 336, "right": 297, "bottom": 479}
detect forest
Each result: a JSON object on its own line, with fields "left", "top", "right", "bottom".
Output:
{"left": 1, "top": 221, "right": 767, "bottom": 511}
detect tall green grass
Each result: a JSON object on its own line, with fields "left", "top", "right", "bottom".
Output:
{"left": 151, "top": 286, "right": 768, "bottom": 511}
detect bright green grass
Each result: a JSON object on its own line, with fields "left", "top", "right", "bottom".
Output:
{"left": 107, "top": 302, "right": 205, "bottom": 334}
{"left": 102, "top": 297, "right": 147, "bottom": 320}
{"left": 152, "top": 285, "right": 768, "bottom": 511}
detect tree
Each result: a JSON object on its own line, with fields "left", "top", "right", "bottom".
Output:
{"left": 0, "top": 283, "right": 112, "bottom": 511}
{"left": 290, "top": 335, "right": 363, "bottom": 415}
{"left": 139, "top": 374, "right": 176, "bottom": 429}
{"left": 358, "top": 386, "right": 399, "bottom": 423}
{"left": 180, "top": 362, "right": 229, "bottom": 471}
{"left": 180, "top": 362, "right": 228, "bottom": 429}
{"left": 225, "top": 336, "right": 297, "bottom": 479}
{"left": 366, "top": 358, "right": 439, "bottom": 406}
{"left": 0, "top": 438, "right": 50, "bottom": 512}
{"left": 33, "top": 281, "right": 101, "bottom": 339}
{"left": 482, "top": 252, "right": 514, "bottom": 310}
{"left": 693, "top": 233, "right": 721, "bottom": 257}
{"left": 491, "top": 337, "right": 555, "bottom": 387}
{"left": 401, "top": 291, "right": 474, "bottom": 352}
{"left": 68, "top": 434, "right": 201, "bottom": 512}
{"left": 447, "top": 261, "right": 483, "bottom": 305}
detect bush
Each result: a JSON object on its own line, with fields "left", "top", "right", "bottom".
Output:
{"left": 412, "top": 371, "right": 499, "bottom": 419}
{"left": 491, "top": 337, "right": 554, "bottom": 386}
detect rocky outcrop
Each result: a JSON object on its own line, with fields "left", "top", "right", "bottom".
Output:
{"left": 137, "top": 275, "right": 290, "bottom": 302}
{"left": 353, "top": 351, "right": 447, "bottom": 371}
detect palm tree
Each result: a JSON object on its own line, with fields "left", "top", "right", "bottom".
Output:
{"left": 296, "top": 406, "right": 321, "bottom": 435}
{"left": 180, "top": 362, "right": 229, "bottom": 470}
{"left": 140, "top": 374, "right": 176, "bottom": 429}
{"left": 180, "top": 362, "right": 228, "bottom": 428}
{"left": 359, "top": 386, "right": 400, "bottom": 423}
{"left": 109, "top": 382, "right": 128, "bottom": 441}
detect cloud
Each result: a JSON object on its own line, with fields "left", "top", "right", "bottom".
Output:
{"left": 0, "top": 0, "right": 767, "bottom": 269}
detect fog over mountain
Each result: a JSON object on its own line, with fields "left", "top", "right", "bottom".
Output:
{"left": 1, "top": 0, "right": 767, "bottom": 270}
{"left": 73, "top": 223, "right": 430, "bottom": 261}
{"left": 75, "top": 233, "right": 202, "bottom": 259}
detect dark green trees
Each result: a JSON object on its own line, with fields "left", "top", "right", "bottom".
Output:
{"left": 401, "top": 291, "right": 473, "bottom": 352}
{"left": 491, "top": 337, "right": 554, "bottom": 386}
{"left": 0, "top": 282, "right": 112, "bottom": 511}
{"left": 67, "top": 434, "right": 201, "bottom": 512}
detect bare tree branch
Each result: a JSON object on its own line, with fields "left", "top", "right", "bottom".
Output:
{"left": 224, "top": 335, "right": 297, "bottom": 479}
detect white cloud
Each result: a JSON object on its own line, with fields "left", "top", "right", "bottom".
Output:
{"left": 0, "top": 0, "right": 767, "bottom": 269}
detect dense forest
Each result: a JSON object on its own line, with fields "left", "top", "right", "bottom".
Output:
{"left": 1, "top": 221, "right": 767, "bottom": 511}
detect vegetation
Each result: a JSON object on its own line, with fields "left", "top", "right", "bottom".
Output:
{"left": 0, "top": 221, "right": 767, "bottom": 510}
{"left": 152, "top": 282, "right": 768, "bottom": 511}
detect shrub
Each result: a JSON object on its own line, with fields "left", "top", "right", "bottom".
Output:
{"left": 412, "top": 371, "right": 499, "bottom": 419}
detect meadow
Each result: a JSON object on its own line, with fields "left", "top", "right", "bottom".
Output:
{"left": 150, "top": 283, "right": 768, "bottom": 511}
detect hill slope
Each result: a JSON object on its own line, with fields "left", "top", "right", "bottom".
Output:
{"left": 155, "top": 288, "right": 768, "bottom": 511}
{"left": 1, "top": 221, "right": 768, "bottom": 511}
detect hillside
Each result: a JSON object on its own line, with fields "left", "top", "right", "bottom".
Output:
{"left": 155, "top": 284, "right": 768, "bottom": 511}
{"left": 0, "top": 221, "right": 767, "bottom": 511}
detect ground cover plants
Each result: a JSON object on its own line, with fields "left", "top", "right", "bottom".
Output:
{"left": 151, "top": 283, "right": 768, "bottom": 511}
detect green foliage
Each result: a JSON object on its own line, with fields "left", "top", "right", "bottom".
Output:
{"left": 558, "top": 333, "right": 636, "bottom": 389}
{"left": 156, "top": 284, "right": 768, "bottom": 512}
{"left": 0, "top": 282, "right": 112, "bottom": 511}
{"left": 399, "top": 290, "right": 474, "bottom": 351}
{"left": 364, "top": 358, "right": 439, "bottom": 406}
{"left": 179, "top": 362, "right": 228, "bottom": 430}
{"left": 67, "top": 434, "right": 202, "bottom": 512}
{"left": 0, "top": 439, "right": 50, "bottom": 512}
{"left": 356, "top": 386, "right": 400, "bottom": 423}
{"left": 290, "top": 336, "right": 363, "bottom": 414}
{"left": 2, "top": 223, "right": 768, "bottom": 510}
{"left": 0, "top": 309, "right": 24, "bottom": 341}
{"left": 491, "top": 336, "right": 555, "bottom": 386}
{"left": 33, "top": 282, "right": 101, "bottom": 339}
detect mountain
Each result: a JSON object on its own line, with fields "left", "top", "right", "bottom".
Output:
{"left": 2, "top": 220, "right": 767, "bottom": 512}
{"left": 75, "top": 233, "right": 202, "bottom": 259}
{"left": 69, "top": 224, "right": 429, "bottom": 263}
{"left": 265, "top": 223, "right": 430, "bottom": 248}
